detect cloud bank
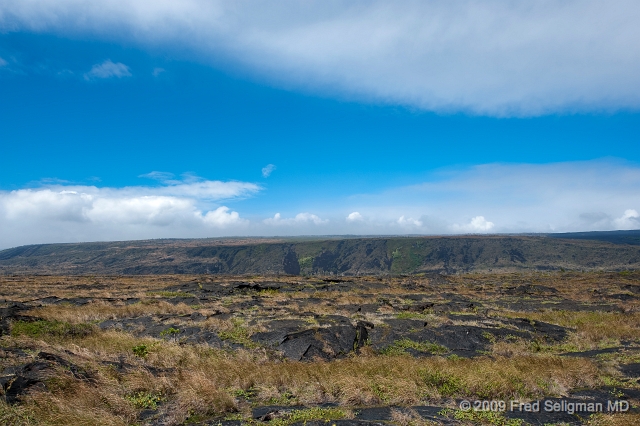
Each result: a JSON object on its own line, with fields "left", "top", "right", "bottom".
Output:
{"left": 2, "top": 1, "right": 640, "bottom": 115}
{"left": 0, "top": 160, "right": 639, "bottom": 248}
{"left": 342, "top": 160, "right": 640, "bottom": 234}
{"left": 263, "top": 212, "right": 328, "bottom": 227}
{"left": 0, "top": 178, "right": 259, "bottom": 248}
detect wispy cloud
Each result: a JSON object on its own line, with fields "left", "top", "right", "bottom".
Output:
{"left": 261, "top": 164, "right": 276, "bottom": 178}
{"left": 139, "top": 171, "right": 176, "bottom": 183}
{"left": 3, "top": 1, "right": 640, "bottom": 115}
{"left": 397, "top": 215, "right": 422, "bottom": 228}
{"left": 0, "top": 57, "right": 7, "bottom": 67}
{"left": 343, "top": 159, "right": 640, "bottom": 233}
{"left": 84, "top": 59, "right": 131, "bottom": 80}
{"left": 263, "top": 212, "right": 327, "bottom": 226}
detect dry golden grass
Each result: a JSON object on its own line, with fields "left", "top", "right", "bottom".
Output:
{"left": 502, "top": 310, "right": 640, "bottom": 351}
{"left": 588, "top": 413, "right": 640, "bottom": 426}
{"left": 0, "top": 271, "right": 638, "bottom": 425}
{"left": 0, "top": 326, "right": 610, "bottom": 425}
{"left": 24, "top": 301, "right": 194, "bottom": 323}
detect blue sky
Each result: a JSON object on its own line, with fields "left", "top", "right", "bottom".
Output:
{"left": 1, "top": 1, "right": 639, "bottom": 248}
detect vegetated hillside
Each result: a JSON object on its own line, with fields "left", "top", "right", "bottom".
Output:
{"left": 547, "top": 229, "right": 640, "bottom": 245}
{"left": 1, "top": 234, "right": 640, "bottom": 275}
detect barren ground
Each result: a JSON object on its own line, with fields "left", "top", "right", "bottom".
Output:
{"left": 0, "top": 271, "right": 639, "bottom": 425}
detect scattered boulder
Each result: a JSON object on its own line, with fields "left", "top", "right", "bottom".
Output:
{"left": 504, "top": 284, "right": 559, "bottom": 296}
{"left": 232, "top": 282, "right": 281, "bottom": 292}
{"left": 620, "top": 363, "right": 640, "bottom": 379}
{"left": 608, "top": 293, "right": 637, "bottom": 301}
{"left": 0, "top": 302, "right": 30, "bottom": 335}
{"left": 252, "top": 318, "right": 365, "bottom": 361}
{"left": 369, "top": 318, "right": 560, "bottom": 357}
{"left": 505, "top": 318, "right": 569, "bottom": 342}
{"left": 99, "top": 316, "right": 222, "bottom": 347}
{"left": 279, "top": 325, "right": 357, "bottom": 361}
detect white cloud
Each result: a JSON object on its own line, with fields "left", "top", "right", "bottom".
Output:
{"left": 201, "top": 206, "right": 245, "bottom": 227}
{"left": 0, "top": 178, "right": 257, "bottom": 248}
{"left": 346, "top": 211, "right": 363, "bottom": 222}
{"left": 451, "top": 216, "right": 495, "bottom": 233}
{"left": 84, "top": 59, "right": 131, "bottom": 80}
{"left": 152, "top": 67, "right": 165, "bottom": 76}
{"left": 85, "top": 196, "right": 194, "bottom": 226}
{"left": 264, "top": 212, "right": 327, "bottom": 226}
{"left": 2, "top": 1, "right": 640, "bottom": 115}
{"left": 346, "top": 160, "right": 640, "bottom": 233}
{"left": 153, "top": 180, "right": 259, "bottom": 200}
{"left": 4, "top": 189, "right": 92, "bottom": 222}
{"left": 261, "top": 164, "right": 276, "bottom": 178}
{"left": 613, "top": 209, "right": 640, "bottom": 230}
{"left": 397, "top": 215, "right": 422, "bottom": 228}
{"left": 0, "top": 57, "right": 7, "bottom": 67}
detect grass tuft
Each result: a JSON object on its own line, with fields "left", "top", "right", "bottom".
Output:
{"left": 147, "top": 291, "right": 195, "bottom": 298}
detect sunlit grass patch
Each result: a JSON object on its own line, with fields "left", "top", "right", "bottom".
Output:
{"left": 588, "top": 412, "right": 640, "bottom": 426}
{"left": 380, "top": 338, "right": 448, "bottom": 356}
{"left": 11, "top": 320, "right": 94, "bottom": 339}
{"left": 216, "top": 318, "right": 260, "bottom": 349}
{"left": 439, "top": 408, "right": 524, "bottom": 426}
{"left": 268, "top": 406, "right": 350, "bottom": 426}
{"left": 26, "top": 300, "right": 193, "bottom": 323}
{"left": 0, "top": 400, "right": 38, "bottom": 426}
{"left": 504, "top": 310, "right": 640, "bottom": 350}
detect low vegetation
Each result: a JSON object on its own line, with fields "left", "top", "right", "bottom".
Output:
{"left": 0, "top": 271, "right": 637, "bottom": 425}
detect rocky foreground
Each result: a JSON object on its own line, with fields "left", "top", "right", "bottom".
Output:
{"left": 0, "top": 272, "right": 639, "bottom": 425}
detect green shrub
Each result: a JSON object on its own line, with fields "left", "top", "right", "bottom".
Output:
{"left": 125, "top": 391, "right": 164, "bottom": 409}
{"left": 132, "top": 344, "right": 149, "bottom": 358}
{"left": 159, "top": 327, "right": 180, "bottom": 338}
